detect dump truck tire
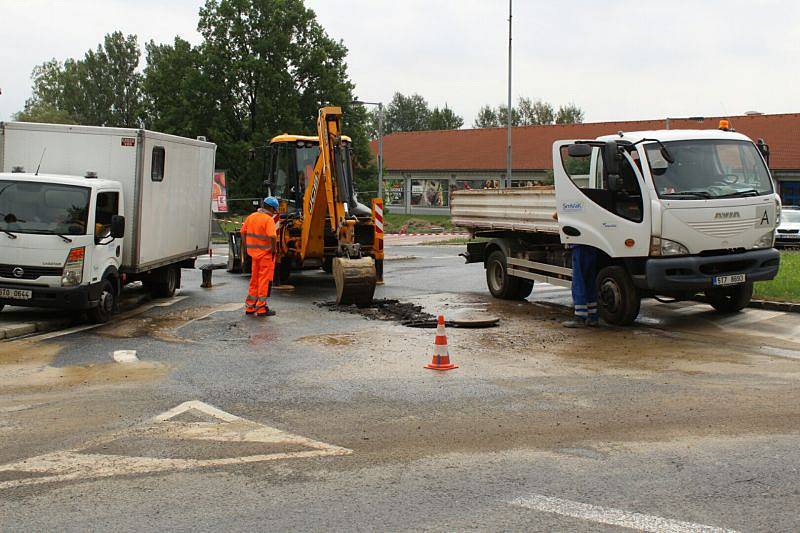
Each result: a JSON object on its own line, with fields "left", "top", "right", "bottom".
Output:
{"left": 333, "top": 257, "right": 376, "bottom": 308}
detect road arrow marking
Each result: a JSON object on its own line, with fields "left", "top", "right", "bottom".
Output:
{"left": 0, "top": 400, "right": 351, "bottom": 490}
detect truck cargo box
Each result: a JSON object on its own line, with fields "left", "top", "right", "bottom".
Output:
{"left": 0, "top": 122, "right": 216, "bottom": 273}
{"left": 451, "top": 186, "right": 560, "bottom": 234}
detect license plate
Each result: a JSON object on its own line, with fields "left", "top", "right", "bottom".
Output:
{"left": 713, "top": 274, "right": 746, "bottom": 286}
{"left": 0, "top": 288, "right": 33, "bottom": 300}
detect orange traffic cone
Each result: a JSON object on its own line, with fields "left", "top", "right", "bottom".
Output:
{"left": 424, "top": 315, "right": 458, "bottom": 371}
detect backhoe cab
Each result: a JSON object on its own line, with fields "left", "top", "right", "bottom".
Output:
{"left": 264, "top": 107, "right": 380, "bottom": 306}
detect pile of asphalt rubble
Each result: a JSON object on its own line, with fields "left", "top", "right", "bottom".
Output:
{"left": 316, "top": 299, "right": 438, "bottom": 328}
{"left": 317, "top": 299, "right": 500, "bottom": 329}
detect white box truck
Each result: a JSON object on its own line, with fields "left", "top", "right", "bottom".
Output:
{"left": 0, "top": 122, "right": 216, "bottom": 322}
{"left": 452, "top": 124, "right": 781, "bottom": 325}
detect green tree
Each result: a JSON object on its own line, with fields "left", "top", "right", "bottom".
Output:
{"left": 518, "top": 97, "right": 555, "bottom": 125}
{"left": 18, "top": 32, "right": 143, "bottom": 127}
{"left": 383, "top": 92, "right": 432, "bottom": 133}
{"left": 473, "top": 105, "right": 499, "bottom": 128}
{"left": 496, "top": 104, "right": 521, "bottom": 127}
{"left": 142, "top": 37, "right": 211, "bottom": 137}
{"left": 555, "top": 103, "right": 585, "bottom": 124}
{"left": 196, "top": 0, "right": 364, "bottom": 197}
{"left": 473, "top": 97, "right": 584, "bottom": 128}
{"left": 429, "top": 104, "right": 463, "bottom": 130}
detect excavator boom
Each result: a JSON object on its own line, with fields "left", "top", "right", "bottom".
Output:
{"left": 298, "top": 107, "right": 377, "bottom": 306}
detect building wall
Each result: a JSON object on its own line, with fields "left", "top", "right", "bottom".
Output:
{"left": 382, "top": 170, "right": 551, "bottom": 214}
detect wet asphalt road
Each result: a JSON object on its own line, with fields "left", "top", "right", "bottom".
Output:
{"left": 1, "top": 244, "right": 800, "bottom": 532}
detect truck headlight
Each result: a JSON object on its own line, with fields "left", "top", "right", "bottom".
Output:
{"left": 62, "top": 247, "right": 85, "bottom": 287}
{"left": 753, "top": 231, "right": 775, "bottom": 250}
{"left": 650, "top": 237, "right": 689, "bottom": 257}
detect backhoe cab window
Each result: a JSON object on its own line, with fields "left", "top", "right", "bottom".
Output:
{"left": 560, "top": 146, "right": 643, "bottom": 223}
{"left": 271, "top": 143, "right": 320, "bottom": 207}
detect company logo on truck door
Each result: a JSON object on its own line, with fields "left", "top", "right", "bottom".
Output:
{"left": 561, "top": 201, "right": 583, "bottom": 213}
{"left": 714, "top": 211, "right": 741, "bottom": 219}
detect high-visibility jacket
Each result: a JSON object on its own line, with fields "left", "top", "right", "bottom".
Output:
{"left": 241, "top": 210, "right": 277, "bottom": 259}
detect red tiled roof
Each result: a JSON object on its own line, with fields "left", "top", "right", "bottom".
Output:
{"left": 371, "top": 113, "right": 800, "bottom": 172}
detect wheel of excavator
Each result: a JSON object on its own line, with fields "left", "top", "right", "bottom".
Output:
{"left": 333, "top": 257, "right": 377, "bottom": 308}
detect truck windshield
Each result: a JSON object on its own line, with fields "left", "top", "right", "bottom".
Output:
{"left": 645, "top": 140, "right": 773, "bottom": 199}
{"left": 0, "top": 180, "right": 90, "bottom": 235}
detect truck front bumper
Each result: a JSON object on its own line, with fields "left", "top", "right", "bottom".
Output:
{"left": 0, "top": 281, "right": 103, "bottom": 310}
{"left": 641, "top": 248, "right": 780, "bottom": 292}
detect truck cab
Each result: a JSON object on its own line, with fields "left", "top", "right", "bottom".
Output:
{"left": 0, "top": 171, "right": 125, "bottom": 322}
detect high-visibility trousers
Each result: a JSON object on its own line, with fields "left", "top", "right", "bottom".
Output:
{"left": 246, "top": 254, "right": 275, "bottom": 314}
{"left": 570, "top": 244, "right": 597, "bottom": 319}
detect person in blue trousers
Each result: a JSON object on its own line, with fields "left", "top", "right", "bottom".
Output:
{"left": 563, "top": 244, "right": 599, "bottom": 328}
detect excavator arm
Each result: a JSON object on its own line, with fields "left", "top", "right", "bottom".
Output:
{"left": 299, "top": 106, "right": 377, "bottom": 306}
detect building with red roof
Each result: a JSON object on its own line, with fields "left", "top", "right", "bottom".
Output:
{"left": 371, "top": 113, "right": 800, "bottom": 214}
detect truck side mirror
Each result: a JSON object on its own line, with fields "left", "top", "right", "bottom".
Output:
{"left": 567, "top": 143, "right": 593, "bottom": 158}
{"left": 602, "top": 141, "right": 621, "bottom": 176}
{"left": 757, "top": 139, "right": 770, "bottom": 165}
{"left": 111, "top": 215, "right": 125, "bottom": 239}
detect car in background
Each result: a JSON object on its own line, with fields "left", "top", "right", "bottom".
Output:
{"left": 776, "top": 206, "right": 800, "bottom": 248}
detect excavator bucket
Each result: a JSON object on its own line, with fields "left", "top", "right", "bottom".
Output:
{"left": 333, "top": 257, "right": 377, "bottom": 307}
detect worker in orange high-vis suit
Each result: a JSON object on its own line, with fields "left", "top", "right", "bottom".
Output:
{"left": 241, "top": 197, "right": 279, "bottom": 317}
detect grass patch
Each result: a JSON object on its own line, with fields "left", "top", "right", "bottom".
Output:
{"left": 384, "top": 213, "right": 456, "bottom": 234}
{"left": 754, "top": 251, "right": 800, "bottom": 302}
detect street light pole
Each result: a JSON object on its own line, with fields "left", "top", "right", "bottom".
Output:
{"left": 506, "top": 0, "right": 513, "bottom": 189}
{"left": 377, "top": 102, "right": 384, "bottom": 201}
{"left": 352, "top": 100, "right": 384, "bottom": 200}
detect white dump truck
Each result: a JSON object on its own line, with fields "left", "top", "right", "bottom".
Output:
{"left": 0, "top": 122, "right": 216, "bottom": 322}
{"left": 452, "top": 124, "right": 781, "bottom": 325}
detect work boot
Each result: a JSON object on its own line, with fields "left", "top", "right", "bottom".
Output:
{"left": 586, "top": 317, "right": 600, "bottom": 327}
{"left": 256, "top": 308, "right": 276, "bottom": 317}
{"left": 245, "top": 306, "right": 256, "bottom": 315}
{"left": 562, "top": 318, "right": 587, "bottom": 328}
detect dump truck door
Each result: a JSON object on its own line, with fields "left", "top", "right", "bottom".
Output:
{"left": 553, "top": 140, "right": 651, "bottom": 257}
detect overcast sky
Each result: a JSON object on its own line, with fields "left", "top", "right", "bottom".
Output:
{"left": 2, "top": 0, "right": 799, "bottom": 126}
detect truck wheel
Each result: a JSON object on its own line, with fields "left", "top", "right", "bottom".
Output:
{"left": 596, "top": 266, "right": 640, "bottom": 326}
{"left": 705, "top": 282, "right": 753, "bottom": 313}
{"left": 87, "top": 280, "right": 116, "bottom": 324}
{"left": 486, "top": 250, "right": 528, "bottom": 300}
{"left": 151, "top": 266, "right": 178, "bottom": 298}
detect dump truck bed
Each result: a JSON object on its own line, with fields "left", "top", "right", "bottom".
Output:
{"left": 450, "top": 186, "right": 560, "bottom": 234}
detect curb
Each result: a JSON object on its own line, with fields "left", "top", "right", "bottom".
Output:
{"left": 748, "top": 299, "right": 800, "bottom": 313}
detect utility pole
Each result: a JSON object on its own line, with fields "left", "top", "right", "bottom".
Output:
{"left": 505, "top": 0, "right": 513, "bottom": 188}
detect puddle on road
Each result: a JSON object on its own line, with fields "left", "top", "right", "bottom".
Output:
{"left": 94, "top": 303, "right": 242, "bottom": 343}
{"left": 297, "top": 333, "right": 357, "bottom": 346}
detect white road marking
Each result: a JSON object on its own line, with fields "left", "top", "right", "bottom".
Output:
{"left": 0, "top": 400, "right": 352, "bottom": 490}
{"left": 112, "top": 350, "right": 138, "bottom": 363}
{"left": 511, "top": 494, "right": 740, "bottom": 533}
{"left": 23, "top": 296, "right": 188, "bottom": 341}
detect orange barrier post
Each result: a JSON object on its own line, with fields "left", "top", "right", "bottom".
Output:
{"left": 372, "top": 198, "right": 384, "bottom": 284}
{"left": 424, "top": 315, "right": 458, "bottom": 371}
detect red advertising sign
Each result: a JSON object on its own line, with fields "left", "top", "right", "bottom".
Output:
{"left": 212, "top": 171, "right": 228, "bottom": 213}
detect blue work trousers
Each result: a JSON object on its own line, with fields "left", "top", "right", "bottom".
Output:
{"left": 571, "top": 245, "right": 597, "bottom": 319}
